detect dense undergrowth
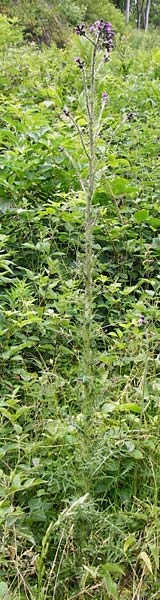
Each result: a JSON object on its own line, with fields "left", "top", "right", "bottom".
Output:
{"left": 0, "top": 0, "right": 124, "bottom": 46}
{"left": 0, "top": 7, "right": 160, "bottom": 600}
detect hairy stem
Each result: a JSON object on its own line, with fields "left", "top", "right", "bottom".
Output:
{"left": 83, "top": 41, "right": 97, "bottom": 404}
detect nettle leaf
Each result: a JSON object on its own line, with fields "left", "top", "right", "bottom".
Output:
{"left": 111, "top": 177, "right": 137, "bottom": 196}
{"left": 108, "top": 155, "right": 130, "bottom": 168}
{"left": 134, "top": 209, "right": 149, "bottom": 222}
{"left": 147, "top": 217, "right": 160, "bottom": 229}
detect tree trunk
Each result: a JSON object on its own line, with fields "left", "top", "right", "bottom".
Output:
{"left": 137, "top": 8, "right": 141, "bottom": 29}
{"left": 125, "top": 0, "right": 130, "bottom": 24}
{"left": 136, "top": 0, "right": 145, "bottom": 29}
{"left": 144, "top": 0, "right": 151, "bottom": 30}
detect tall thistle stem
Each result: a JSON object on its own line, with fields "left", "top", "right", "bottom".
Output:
{"left": 83, "top": 40, "right": 97, "bottom": 403}
{"left": 67, "top": 21, "right": 115, "bottom": 409}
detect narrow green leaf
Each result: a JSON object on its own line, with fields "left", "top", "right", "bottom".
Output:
{"left": 139, "top": 551, "right": 153, "bottom": 574}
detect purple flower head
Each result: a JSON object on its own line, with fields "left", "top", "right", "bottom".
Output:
{"left": 139, "top": 315, "right": 145, "bottom": 326}
{"left": 75, "top": 23, "right": 85, "bottom": 36}
{"left": 95, "top": 19, "right": 105, "bottom": 31}
{"left": 105, "top": 21, "right": 112, "bottom": 32}
{"left": 74, "top": 57, "right": 84, "bottom": 69}
{"left": 75, "top": 20, "right": 116, "bottom": 55}
{"left": 102, "top": 92, "right": 108, "bottom": 101}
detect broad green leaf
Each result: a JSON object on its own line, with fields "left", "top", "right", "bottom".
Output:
{"left": 132, "top": 449, "right": 144, "bottom": 459}
{"left": 11, "top": 474, "right": 21, "bottom": 489}
{"left": 147, "top": 217, "right": 160, "bottom": 229}
{"left": 125, "top": 440, "right": 135, "bottom": 452}
{"left": 0, "top": 582, "right": 8, "bottom": 599}
{"left": 134, "top": 209, "right": 149, "bottom": 222}
{"left": 112, "top": 177, "right": 136, "bottom": 196}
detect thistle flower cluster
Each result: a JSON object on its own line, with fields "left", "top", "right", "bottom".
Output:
{"left": 91, "top": 20, "right": 115, "bottom": 53}
{"left": 75, "top": 20, "right": 115, "bottom": 54}
{"left": 75, "top": 20, "right": 115, "bottom": 69}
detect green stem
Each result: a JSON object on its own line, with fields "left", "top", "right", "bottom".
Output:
{"left": 83, "top": 41, "right": 97, "bottom": 405}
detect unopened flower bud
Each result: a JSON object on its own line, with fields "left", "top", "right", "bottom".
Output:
{"left": 74, "top": 57, "right": 84, "bottom": 69}
{"left": 63, "top": 107, "right": 70, "bottom": 116}
{"left": 139, "top": 315, "right": 145, "bottom": 326}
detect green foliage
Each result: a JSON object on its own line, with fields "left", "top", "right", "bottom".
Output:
{"left": 52, "top": 0, "right": 86, "bottom": 24}
{"left": 0, "top": 14, "right": 22, "bottom": 48}
{"left": 0, "top": 0, "right": 124, "bottom": 47}
{"left": 85, "top": 0, "right": 124, "bottom": 31}
{"left": 0, "top": 0, "right": 68, "bottom": 46}
{"left": 0, "top": 12, "right": 160, "bottom": 600}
